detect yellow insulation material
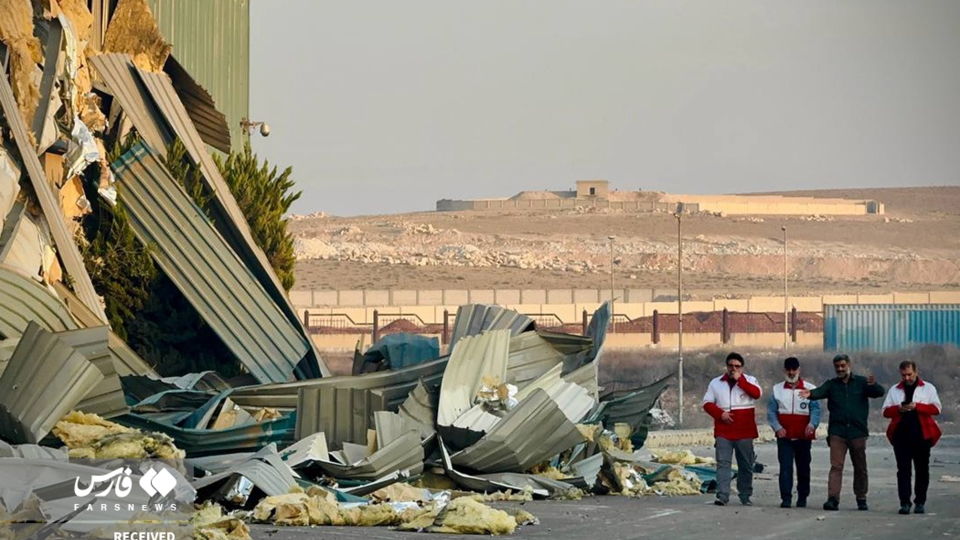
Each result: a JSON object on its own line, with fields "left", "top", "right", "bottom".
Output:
{"left": 103, "top": 0, "right": 171, "bottom": 72}
{"left": 427, "top": 498, "right": 517, "bottom": 536}
{"left": 193, "top": 503, "right": 251, "bottom": 540}
{"left": 53, "top": 411, "right": 184, "bottom": 459}
{"left": 0, "top": 0, "right": 41, "bottom": 139}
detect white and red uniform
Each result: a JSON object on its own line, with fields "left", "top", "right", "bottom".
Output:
{"left": 703, "top": 374, "right": 762, "bottom": 440}
{"left": 769, "top": 379, "right": 818, "bottom": 440}
{"left": 882, "top": 378, "right": 942, "bottom": 446}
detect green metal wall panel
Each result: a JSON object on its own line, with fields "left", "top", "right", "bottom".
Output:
{"left": 147, "top": 0, "right": 249, "bottom": 152}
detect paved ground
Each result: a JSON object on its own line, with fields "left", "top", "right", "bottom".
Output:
{"left": 252, "top": 435, "right": 960, "bottom": 539}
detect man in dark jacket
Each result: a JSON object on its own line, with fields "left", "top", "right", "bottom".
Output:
{"left": 800, "top": 354, "right": 885, "bottom": 511}
{"left": 882, "top": 360, "right": 942, "bottom": 515}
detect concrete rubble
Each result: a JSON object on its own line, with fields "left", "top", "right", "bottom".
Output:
{"left": 0, "top": 1, "right": 714, "bottom": 537}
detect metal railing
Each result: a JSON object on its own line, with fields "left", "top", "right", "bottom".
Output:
{"left": 303, "top": 307, "right": 817, "bottom": 345}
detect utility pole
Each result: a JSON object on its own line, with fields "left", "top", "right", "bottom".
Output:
{"left": 608, "top": 235, "right": 616, "bottom": 333}
{"left": 674, "top": 204, "right": 684, "bottom": 426}
{"left": 782, "top": 225, "right": 788, "bottom": 350}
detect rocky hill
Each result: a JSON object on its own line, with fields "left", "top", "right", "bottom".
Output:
{"left": 290, "top": 187, "right": 960, "bottom": 297}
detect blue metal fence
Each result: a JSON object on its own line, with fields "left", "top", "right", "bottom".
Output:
{"left": 824, "top": 304, "right": 960, "bottom": 352}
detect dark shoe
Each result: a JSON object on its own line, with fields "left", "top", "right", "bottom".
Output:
{"left": 857, "top": 499, "right": 869, "bottom": 511}
{"left": 740, "top": 498, "right": 753, "bottom": 506}
{"left": 714, "top": 498, "right": 727, "bottom": 506}
{"left": 914, "top": 504, "right": 925, "bottom": 514}
{"left": 796, "top": 498, "right": 807, "bottom": 508}
{"left": 823, "top": 498, "right": 839, "bottom": 511}
{"left": 899, "top": 505, "right": 911, "bottom": 515}
{"left": 780, "top": 500, "right": 791, "bottom": 508}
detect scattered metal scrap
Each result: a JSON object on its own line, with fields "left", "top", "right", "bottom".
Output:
{"left": 0, "top": 1, "right": 704, "bottom": 535}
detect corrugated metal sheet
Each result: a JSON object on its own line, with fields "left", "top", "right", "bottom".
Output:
{"left": 585, "top": 301, "right": 611, "bottom": 364}
{"left": 0, "top": 338, "right": 16, "bottom": 372}
{"left": 437, "top": 330, "right": 511, "bottom": 444}
{"left": 163, "top": 55, "right": 231, "bottom": 153}
{"left": 281, "top": 432, "right": 329, "bottom": 468}
{"left": 50, "top": 282, "right": 157, "bottom": 377}
{"left": 507, "top": 331, "right": 593, "bottom": 390}
{"left": 0, "top": 149, "right": 20, "bottom": 221}
{"left": 589, "top": 374, "right": 673, "bottom": 436}
{"left": 193, "top": 445, "right": 295, "bottom": 504}
{"left": 0, "top": 64, "right": 107, "bottom": 323}
{"left": 147, "top": 0, "right": 249, "bottom": 152}
{"left": 824, "top": 304, "right": 960, "bottom": 352}
{"left": 0, "top": 264, "right": 77, "bottom": 340}
{"left": 513, "top": 364, "right": 594, "bottom": 423}
{"left": 0, "top": 322, "right": 104, "bottom": 443}
{"left": 0, "top": 202, "right": 46, "bottom": 279}
{"left": 302, "top": 430, "right": 423, "bottom": 480}
{"left": 505, "top": 332, "right": 565, "bottom": 389}
{"left": 374, "top": 411, "right": 421, "bottom": 449}
{"left": 90, "top": 52, "right": 325, "bottom": 378}
{"left": 397, "top": 379, "right": 438, "bottom": 438}
{"left": 296, "top": 385, "right": 389, "bottom": 446}
{"left": 438, "top": 440, "right": 548, "bottom": 498}
{"left": 115, "top": 412, "right": 296, "bottom": 457}
{"left": 450, "top": 389, "right": 582, "bottom": 474}
{"left": 0, "top": 441, "right": 67, "bottom": 460}
{"left": 57, "top": 326, "right": 129, "bottom": 419}
{"left": 88, "top": 53, "right": 172, "bottom": 155}
{"left": 134, "top": 64, "right": 324, "bottom": 378}
{"left": 230, "top": 357, "right": 449, "bottom": 410}
{"left": 111, "top": 143, "right": 308, "bottom": 383}
{"left": 562, "top": 361, "right": 599, "bottom": 399}
{"left": 568, "top": 453, "right": 603, "bottom": 490}
{"left": 448, "top": 305, "right": 535, "bottom": 349}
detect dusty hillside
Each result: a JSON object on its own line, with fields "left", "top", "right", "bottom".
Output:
{"left": 291, "top": 187, "right": 960, "bottom": 296}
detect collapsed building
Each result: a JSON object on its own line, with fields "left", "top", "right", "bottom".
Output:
{"left": 0, "top": 1, "right": 708, "bottom": 536}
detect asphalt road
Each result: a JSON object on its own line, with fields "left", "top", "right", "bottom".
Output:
{"left": 251, "top": 435, "right": 960, "bottom": 540}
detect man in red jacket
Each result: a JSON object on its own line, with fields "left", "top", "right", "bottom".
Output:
{"left": 702, "top": 352, "right": 763, "bottom": 506}
{"left": 882, "top": 360, "right": 942, "bottom": 515}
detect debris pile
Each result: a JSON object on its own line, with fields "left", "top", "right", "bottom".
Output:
{"left": 0, "top": 2, "right": 712, "bottom": 537}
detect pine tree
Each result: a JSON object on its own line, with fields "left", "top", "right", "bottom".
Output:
{"left": 214, "top": 143, "right": 301, "bottom": 290}
{"left": 79, "top": 137, "right": 300, "bottom": 376}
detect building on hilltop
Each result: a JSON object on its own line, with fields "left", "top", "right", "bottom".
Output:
{"left": 576, "top": 180, "right": 609, "bottom": 199}
{"left": 436, "top": 181, "right": 883, "bottom": 215}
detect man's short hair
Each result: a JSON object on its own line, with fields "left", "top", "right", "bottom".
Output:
{"left": 784, "top": 357, "right": 800, "bottom": 370}
{"left": 899, "top": 360, "right": 917, "bottom": 371}
{"left": 726, "top": 352, "right": 744, "bottom": 365}
{"left": 832, "top": 353, "right": 850, "bottom": 364}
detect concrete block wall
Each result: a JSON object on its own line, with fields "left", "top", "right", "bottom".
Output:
{"left": 296, "top": 290, "right": 956, "bottom": 316}
{"left": 436, "top": 198, "right": 696, "bottom": 213}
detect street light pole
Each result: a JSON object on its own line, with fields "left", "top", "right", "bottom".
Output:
{"left": 674, "top": 204, "right": 684, "bottom": 426}
{"left": 782, "top": 225, "right": 788, "bottom": 349}
{"left": 608, "top": 235, "right": 616, "bottom": 333}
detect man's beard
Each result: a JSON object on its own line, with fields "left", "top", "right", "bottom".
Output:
{"left": 785, "top": 374, "right": 800, "bottom": 384}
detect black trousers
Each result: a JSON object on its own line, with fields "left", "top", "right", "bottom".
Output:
{"left": 893, "top": 437, "right": 932, "bottom": 505}
{"left": 777, "top": 438, "right": 812, "bottom": 502}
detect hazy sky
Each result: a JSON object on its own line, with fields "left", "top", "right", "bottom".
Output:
{"left": 249, "top": 1, "right": 960, "bottom": 216}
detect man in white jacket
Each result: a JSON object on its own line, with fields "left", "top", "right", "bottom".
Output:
{"left": 702, "top": 352, "right": 762, "bottom": 506}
